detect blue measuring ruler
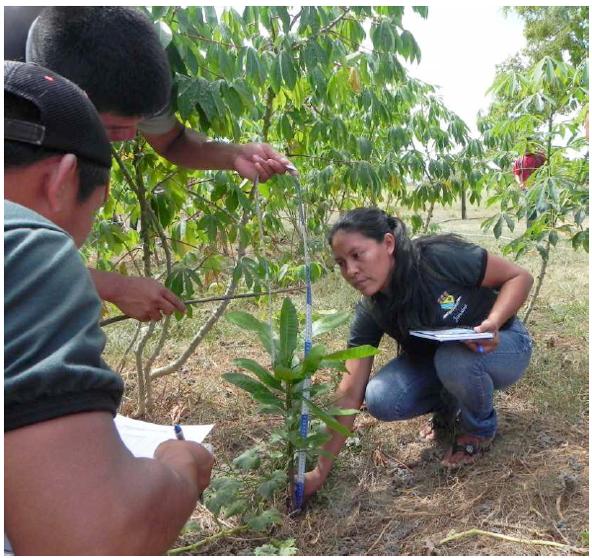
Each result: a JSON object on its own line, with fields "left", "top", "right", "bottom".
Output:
{"left": 292, "top": 171, "right": 311, "bottom": 512}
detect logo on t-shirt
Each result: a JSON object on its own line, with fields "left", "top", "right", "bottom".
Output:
{"left": 438, "top": 291, "right": 468, "bottom": 322}
{"left": 438, "top": 291, "right": 456, "bottom": 310}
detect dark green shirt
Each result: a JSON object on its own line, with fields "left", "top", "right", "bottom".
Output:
{"left": 348, "top": 240, "right": 508, "bottom": 354}
{"left": 4, "top": 201, "right": 123, "bottom": 431}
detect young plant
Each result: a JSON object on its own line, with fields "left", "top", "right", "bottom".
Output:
{"left": 222, "top": 297, "right": 378, "bottom": 508}
{"left": 196, "top": 299, "right": 375, "bottom": 547}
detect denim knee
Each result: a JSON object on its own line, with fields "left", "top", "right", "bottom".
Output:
{"left": 365, "top": 371, "right": 437, "bottom": 422}
{"left": 433, "top": 343, "right": 474, "bottom": 394}
{"left": 364, "top": 375, "right": 410, "bottom": 421}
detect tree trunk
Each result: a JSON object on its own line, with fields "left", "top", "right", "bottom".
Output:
{"left": 522, "top": 241, "right": 551, "bottom": 324}
{"left": 461, "top": 185, "right": 467, "bottom": 220}
{"left": 423, "top": 199, "right": 436, "bottom": 233}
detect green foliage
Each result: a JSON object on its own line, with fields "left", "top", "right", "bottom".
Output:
{"left": 505, "top": 7, "right": 589, "bottom": 66}
{"left": 86, "top": 7, "right": 477, "bottom": 294}
{"left": 254, "top": 538, "right": 299, "bottom": 556}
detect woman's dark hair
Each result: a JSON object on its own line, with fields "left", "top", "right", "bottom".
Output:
{"left": 28, "top": 7, "right": 171, "bottom": 117}
{"left": 328, "top": 207, "right": 472, "bottom": 341}
{"left": 4, "top": 92, "right": 109, "bottom": 202}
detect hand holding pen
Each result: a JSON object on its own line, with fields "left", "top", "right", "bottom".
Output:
{"left": 174, "top": 424, "right": 213, "bottom": 454}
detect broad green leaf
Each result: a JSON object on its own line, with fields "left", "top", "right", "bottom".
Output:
{"left": 203, "top": 477, "right": 241, "bottom": 515}
{"left": 273, "top": 364, "right": 304, "bottom": 383}
{"left": 371, "top": 20, "right": 395, "bottom": 52}
{"left": 279, "top": 298, "right": 298, "bottom": 367}
{"left": 226, "top": 311, "right": 266, "bottom": 333}
{"left": 280, "top": 50, "right": 298, "bottom": 89}
{"left": 246, "top": 46, "right": 266, "bottom": 87}
{"left": 493, "top": 216, "right": 503, "bottom": 239}
{"left": 223, "top": 372, "right": 284, "bottom": 409}
{"left": 233, "top": 447, "right": 261, "bottom": 470}
{"left": 412, "top": 6, "right": 429, "bottom": 18}
{"left": 303, "top": 398, "right": 351, "bottom": 437}
{"left": 255, "top": 539, "right": 298, "bottom": 556}
{"left": 257, "top": 470, "right": 287, "bottom": 500}
{"left": 222, "top": 498, "right": 248, "bottom": 519}
{"left": 326, "top": 407, "right": 359, "bottom": 416}
{"left": 247, "top": 508, "right": 283, "bottom": 531}
{"left": 323, "top": 345, "right": 379, "bottom": 361}
{"left": 301, "top": 344, "right": 327, "bottom": 376}
{"left": 270, "top": 55, "right": 282, "bottom": 93}
{"left": 234, "top": 358, "right": 282, "bottom": 390}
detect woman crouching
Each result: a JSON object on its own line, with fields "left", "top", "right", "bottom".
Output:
{"left": 305, "top": 208, "right": 533, "bottom": 498}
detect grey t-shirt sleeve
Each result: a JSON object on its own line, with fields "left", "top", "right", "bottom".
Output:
{"left": 137, "top": 109, "right": 178, "bottom": 135}
{"left": 425, "top": 242, "right": 488, "bottom": 287}
{"left": 347, "top": 299, "right": 384, "bottom": 348}
{"left": 4, "top": 223, "right": 124, "bottom": 432}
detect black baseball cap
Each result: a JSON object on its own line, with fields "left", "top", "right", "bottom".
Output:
{"left": 4, "top": 60, "right": 111, "bottom": 168}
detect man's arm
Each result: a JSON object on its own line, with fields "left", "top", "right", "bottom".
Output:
{"left": 143, "top": 120, "right": 294, "bottom": 182}
{"left": 5, "top": 411, "right": 213, "bottom": 555}
{"left": 89, "top": 269, "right": 186, "bottom": 321}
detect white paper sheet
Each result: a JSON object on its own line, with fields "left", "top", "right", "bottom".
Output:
{"left": 115, "top": 415, "right": 214, "bottom": 458}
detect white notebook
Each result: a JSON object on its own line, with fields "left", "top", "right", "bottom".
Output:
{"left": 114, "top": 415, "right": 214, "bottom": 458}
{"left": 409, "top": 328, "right": 494, "bottom": 342}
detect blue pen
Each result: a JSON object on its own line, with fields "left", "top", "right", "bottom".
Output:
{"left": 174, "top": 424, "right": 185, "bottom": 440}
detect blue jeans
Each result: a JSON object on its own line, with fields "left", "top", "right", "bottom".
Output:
{"left": 364, "top": 319, "right": 532, "bottom": 438}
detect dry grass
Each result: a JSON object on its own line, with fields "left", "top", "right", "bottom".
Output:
{"left": 103, "top": 201, "right": 589, "bottom": 556}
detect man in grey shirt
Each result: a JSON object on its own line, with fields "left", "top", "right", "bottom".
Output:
{"left": 4, "top": 60, "right": 214, "bottom": 555}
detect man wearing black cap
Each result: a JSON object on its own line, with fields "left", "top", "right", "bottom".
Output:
{"left": 4, "top": 61, "right": 214, "bottom": 555}
{"left": 5, "top": 6, "right": 296, "bottom": 323}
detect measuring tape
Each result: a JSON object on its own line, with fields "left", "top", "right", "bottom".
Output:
{"left": 292, "top": 171, "right": 311, "bottom": 512}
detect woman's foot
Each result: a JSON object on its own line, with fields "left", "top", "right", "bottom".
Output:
{"left": 419, "top": 411, "right": 458, "bottom": 442}
{"left": 441, "top": 433, "right": 494, "bottom": 468}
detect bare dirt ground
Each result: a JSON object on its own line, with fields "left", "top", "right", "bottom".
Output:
{"left": 105, "top": 204, "right": 589, "bottom": 555}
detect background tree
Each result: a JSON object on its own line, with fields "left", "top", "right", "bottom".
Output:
{"left": 504, "top": 6, "right": 589, "bottom": 67}
{"left": 88, "top": 6, "right": 485, "bottom": 414}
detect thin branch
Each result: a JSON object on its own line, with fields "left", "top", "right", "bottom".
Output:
{"left": 167, "top": 525, "right": 248, "bottom": 556}
{"left": 116, "top": 322, "right": 142, "bottom": 375}
{"left": 100, "top": 287, "right": 304, "bottom": 327}
{"left": 437, "top": 528, "right": 587, "bottom": 554}
{"left": 321, "top": 8, "right": 351, "bottom": 34}
{"left": 285, "top": 153, "right": 359, "bottom": 166}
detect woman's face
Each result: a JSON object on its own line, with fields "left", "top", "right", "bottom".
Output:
{"left": 331, "top": 229, "right": 395, "bottom": 296}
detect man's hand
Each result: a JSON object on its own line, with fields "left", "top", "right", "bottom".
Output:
{"left": 232, "top": 143, "right": 296, "bottom": 182}
{"left": 90, "top": 269, "right": 186, "bottom": 321}
{"left": 154, "top": 440, "right": 214, "bottom": 497}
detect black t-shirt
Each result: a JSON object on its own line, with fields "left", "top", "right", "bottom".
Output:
{"left": 348, "top": 240, "right": 510, "bottom": 354}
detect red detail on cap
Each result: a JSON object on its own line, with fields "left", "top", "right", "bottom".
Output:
{"left": 44, "top": 75, "right": 55, "bottom": 81}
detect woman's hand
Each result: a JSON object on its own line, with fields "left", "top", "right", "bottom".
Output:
{"left": 304, "top": 467, "right": 327, "bottom": 500}
{"left": 464, "top": 317, "right": 500, "bottom": 354}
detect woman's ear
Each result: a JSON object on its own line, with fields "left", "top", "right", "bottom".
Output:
{"left": 45, "top": 154, "right": 78, "bottom": 212}
{"left": 384, "top": 232, "right": 396, "bottom": 256}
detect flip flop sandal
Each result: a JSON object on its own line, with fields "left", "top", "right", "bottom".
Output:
{"left": 442, "top": 434, "right": 493, "bottom": 468}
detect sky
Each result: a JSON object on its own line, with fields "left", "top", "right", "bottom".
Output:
{"left": 402, "top": 4, "right": 526, "bottom": 136}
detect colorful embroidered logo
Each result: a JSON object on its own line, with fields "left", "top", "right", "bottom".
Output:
{"left": 438, "top": 291, "right": 456, "bottom": 310}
